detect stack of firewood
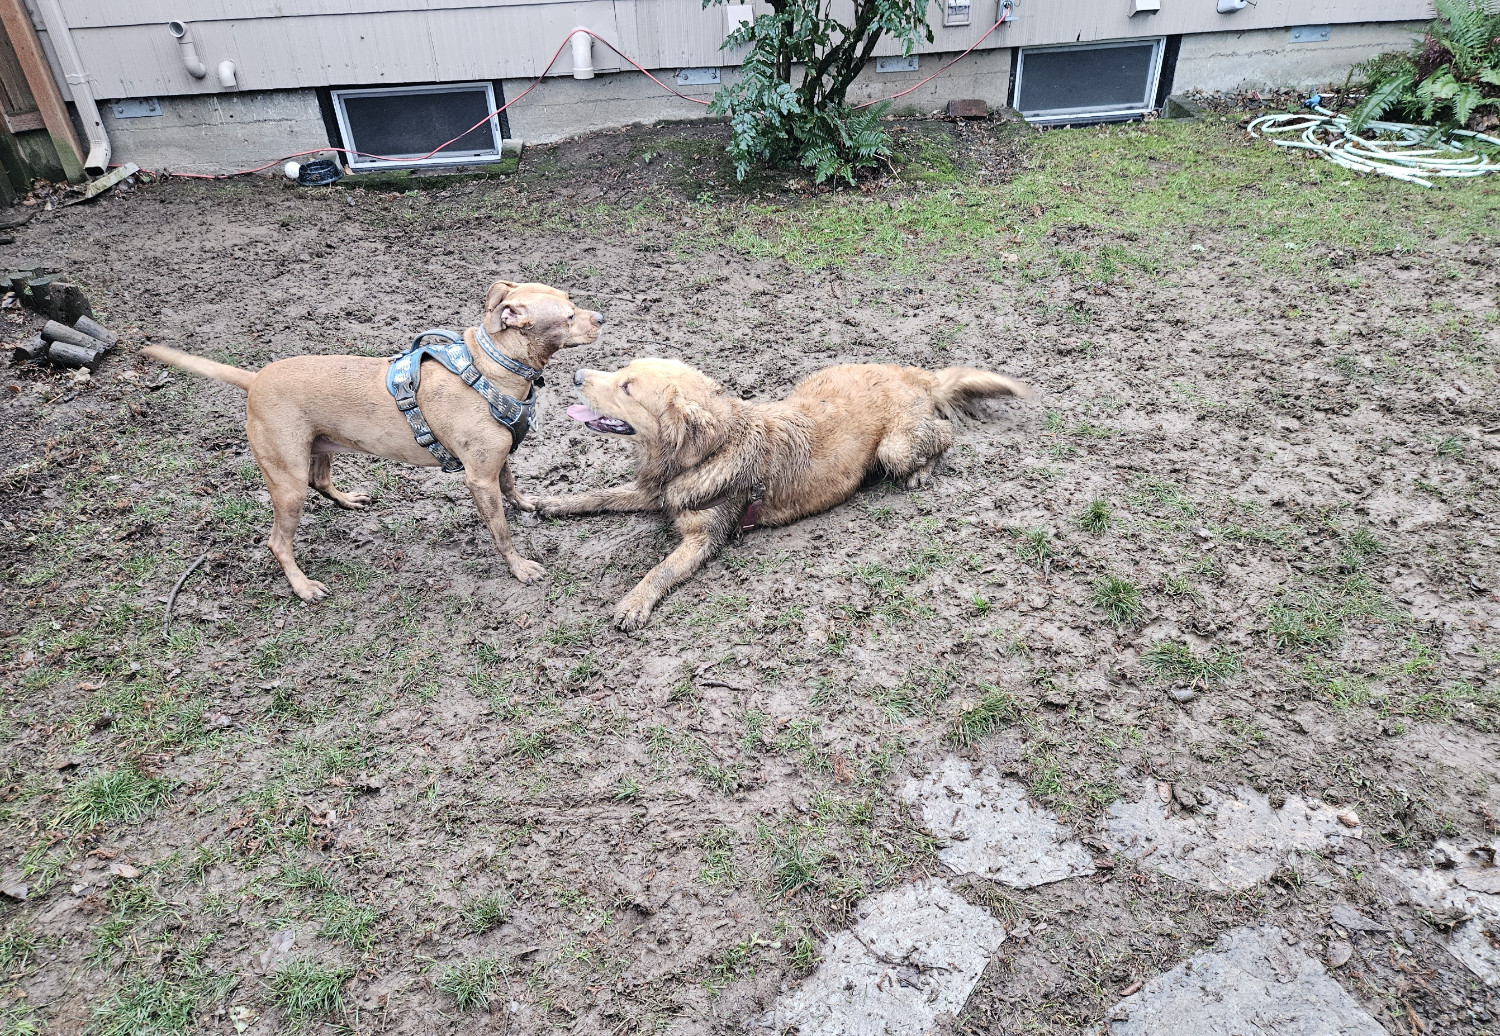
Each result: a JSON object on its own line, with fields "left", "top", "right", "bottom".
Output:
{"left": 13, "top": 316, "right": 118, "bottom": 369}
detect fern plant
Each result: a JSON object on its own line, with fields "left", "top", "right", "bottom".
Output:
{"left": 1350, "top": 0, "right": 1500, "bottom": 132}
{"left": 704, "top": 0, "right": 933, "bottom": 184}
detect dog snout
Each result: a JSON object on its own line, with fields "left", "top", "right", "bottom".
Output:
{"left": 573, "top": 369, "right": 590, "bottom": 387}
{"left": 593, "top": 311, "right": 605, "bottom": 326}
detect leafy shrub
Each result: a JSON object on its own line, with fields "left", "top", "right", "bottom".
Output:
{"left": 705, "top": 0, "right": 933, "bottom": 183}
{"left": 1351, "top": 0, "right": 1500, "bottom": 131}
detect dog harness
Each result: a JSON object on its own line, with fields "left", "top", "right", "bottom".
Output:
{"left": 385, "top": 326, "right": 544, "bottom": 472}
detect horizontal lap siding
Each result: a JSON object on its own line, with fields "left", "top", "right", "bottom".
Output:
{"left": 31, "top": 0, "right": 1433, "bottom": 100}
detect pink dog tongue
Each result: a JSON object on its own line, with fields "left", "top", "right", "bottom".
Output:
{"left": 567, "top": 404, "right": 602, "bottom": 423}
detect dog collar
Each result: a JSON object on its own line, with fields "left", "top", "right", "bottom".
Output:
{"left": 699, "top": 484, "right": 766, "bottom": 533}
{"left": 474, "top": 325, "right": 545, "bottom": 386}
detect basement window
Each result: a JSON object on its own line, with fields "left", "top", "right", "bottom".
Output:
{"left": 331, "top": 82, "right": 502, "bottom": 169}
{"left": 1013, "top": 38, "right": 1165, "bottom": 125}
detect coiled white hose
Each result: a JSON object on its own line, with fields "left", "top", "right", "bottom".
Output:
{"left": 1246, "top": 105, "right": 1500, "bottom": 188}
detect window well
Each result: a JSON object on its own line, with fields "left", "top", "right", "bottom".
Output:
{"left": 331, "top": 82, "right": 502, "bottom": 169}
{"left": 1014, "top": 38, "right": 1165, "bottom": 125}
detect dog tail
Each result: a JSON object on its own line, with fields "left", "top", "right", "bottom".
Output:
{"left": 930, "top": 367, "right": 1032, "bottom": 419}
{"left": 140, "top": 344, "right": 256, "bottom": 391}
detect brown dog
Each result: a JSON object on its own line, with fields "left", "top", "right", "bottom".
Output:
{"left": 143, "top": 281, "right": 602, "bottom": 601}
{"left": 529, "top": 359, "right": 1030, "bottom": 629}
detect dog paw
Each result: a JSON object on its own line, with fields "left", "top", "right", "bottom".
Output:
{"left": 342, "top": 491, "right": 374, "bottom": 509}
{"left": 294, "top": 579, "right": 330, "bottom": 602}
{"left": 904, "top": 471, "right": 932, "bottom": 490}
{"left": 511, "top": 494, "right": 540, "bottom": 513}
{"left": 612, "top": 598, "right": 654, "bottom": 632}
{"left": 530, "top": 497, "right": 563, "bottom": 518}
{"left": 508, "top": 557, "right": 546, "bottom": 584}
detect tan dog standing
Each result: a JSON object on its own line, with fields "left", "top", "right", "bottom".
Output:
{"left": 143, "top": 281, "right": 602, "bottom": 601}
{"left": 530, "top": 359, "right": 1030, "bottom": 629}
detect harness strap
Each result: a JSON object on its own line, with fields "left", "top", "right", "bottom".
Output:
{"left": 697, "top": 483, "right": 767, "bottom": 534}
{"left": 384, "top": 328, "right": 539, "bottom": 472}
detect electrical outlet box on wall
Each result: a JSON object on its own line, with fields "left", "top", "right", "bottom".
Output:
{"left": 1130, "top": 0, "right": 1160, "bottom": 14}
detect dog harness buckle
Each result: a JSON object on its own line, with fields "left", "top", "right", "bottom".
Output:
{"left": 385, "top": 328, "right": 543, "bottom": 472}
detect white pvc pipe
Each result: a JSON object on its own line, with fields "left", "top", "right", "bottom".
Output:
{"left": 168, "top": 21, "right": 207, "bottom": 78}
{"left": 570, "top": 27, "right": 594, "bottom": 79}
{"left": 217, "top": 59, "right": 237, "bottom": 88}
{"left": 32, "top": 0, "right": 110, "bottom": 175}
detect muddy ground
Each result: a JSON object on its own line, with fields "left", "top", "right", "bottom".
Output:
{"left": 1, "top": 113, "right": 1498, "bottom": 1035}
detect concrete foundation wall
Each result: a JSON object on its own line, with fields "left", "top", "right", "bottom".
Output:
{"left": 1173, "top": 21, "right": 1425, "bottom": 94}
{"left": 102, "top": 88, "right": 329, "bottom": 174}
{"left": 499, "top": 72, "right": 720, "bottom": 147}
{"left": 96, "top": 18, "right": 1430, "bottom": 172}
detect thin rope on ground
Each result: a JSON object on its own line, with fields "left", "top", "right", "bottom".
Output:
{"left": 1247, "top": 105, "right": 1500, "bottom": 188}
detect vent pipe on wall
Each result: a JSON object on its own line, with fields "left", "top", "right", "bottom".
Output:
{"left": 571, "top": 28, "right": 594, "bottom": 79}
{"left": 31, "top": 0, "right": 110, "bottom": 175}
{"left": 168, "top": 21, "right": 208, "bottom": 78}
{"left": 217, "top": 59, "right": 237, "bottom": 88}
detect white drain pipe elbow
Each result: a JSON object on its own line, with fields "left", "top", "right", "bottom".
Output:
{"left": 168, "top": 20, "right": 207, "bottom": 78}
{"left": 217, "top": 59, "right": 237, "bottom": 88}
{"left": 571, "top": 28, "right": 594, "bottom": 79}
{"left": 32, "top": 0, "right": 110, "bottom": 175}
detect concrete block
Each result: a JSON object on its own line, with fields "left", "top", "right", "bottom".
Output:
{"left": 1173, "top": 22, "right": 1428, "bottom": 94}
{"left": 947, "top": 98, "right": 990, "bottom": 117}
{"left": 101, "top": 88, "right": 330, "bottom": 175}
{"left": 1106, "top": 781, "right": 1356, "bottom": 892}
{"left": 765, "top": 880, "right": 1006, "bottom": 1036}
{"left": 1382, "top": 840, "right": 1500, "bottom": 985}
{"left": 1105, "top": 926, "right": 1385, "bottom": 1035}
{"left": 902, "top": 758, "right": 1095, "bottom": 888}
{"left": 499, "top": 72, "right": 721, "bottom": 146}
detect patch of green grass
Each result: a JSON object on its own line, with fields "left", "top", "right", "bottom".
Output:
{"left": 1015, "top": 528, "right": 1054, "bottom": 568}
{"left": 1268, "top": 573, "right": 1389, "bottom": 651}
{"left": 461, "top": 891, "right": 513, "bottom": 934}
{"left": 1340, "top": 527, "right": 1383, "bottom": 569}
{"left": 699, "top": 827, "right": 738, "bottom": 886}
{"left": 1129, "top": 475, "right": 1195, "bottom": 516}
{"left": 947, "top": 684, "right": 1021, "bottom": 746}
{"left": 268, "top": 959, "right": 351, "bottom": 1022}
{"left": 1092, "top": 574, "right": 1143, "bottom": 626}
{"left": 316, "top": 894, "right": 377, "bottom": 952}
{"left": 1140, "top": 640, "right": 1238, "bottom": 686}
{"left": 790, "top": 933, "right": 820, "bottom": 970}
{"left": 612, "top": 775, "right": 641, "bottom": 801}
{"left": 1077, "top": 498, "right": 1112, "bottom": 534}
{"left": 58, "top": 768, "right": 172, "bottom": 828}
{"left": 761, "top": 825, "right": 822, "bottom": 896}
{"left": 508, "top": 729, "right": 553, "bottom": 762}
{"left": 435, "top": 956, "right": 507, "bottom": 1011}
{"left": 91, "top": 974, "right": 211, "bottom": 1036}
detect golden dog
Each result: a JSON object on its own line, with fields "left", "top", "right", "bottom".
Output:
{"left": 143, "top": 281, "right": 602, "bottom": 601}
{"left": 530, "top": 359, "right": 1030, "bottom": 629}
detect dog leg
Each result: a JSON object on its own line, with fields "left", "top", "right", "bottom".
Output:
{"left": 877, "top": 418, "right": 954, "bottom": 490}
{"left": 498, "top": 460, "right": 533, "bottom": 511}
{"left": 308, "top": 454, "right": 373, "bottom": 510}
{"left": 464, "top": 464, "right": 546, "bottom": 584}
{"left": 614, "top": 507, "right": 733, "bottom": 631}
{"left": 258, "top": 454, "right": 329, "bottom": 603}
{"left": 532, "top": 484, "right": 658, "bottom": 518}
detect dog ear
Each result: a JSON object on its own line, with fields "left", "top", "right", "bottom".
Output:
{"left": 660, "top": 383, "right": 720, "bottom": 454}
{"left": 482, "top": 280, "right": 521, "bottom": 333}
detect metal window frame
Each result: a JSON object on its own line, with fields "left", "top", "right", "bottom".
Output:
{"left": 1013, "top": 37, "right": 1166, "bottom": 125}
{"left": 331, "top": 81, "right": 501, "bottom": 169}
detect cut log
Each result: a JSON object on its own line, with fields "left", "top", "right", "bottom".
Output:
{"left": 13, "top": 335, "right": 47, "bottom": 361}
{"left": 27, "top": 279, "right": 92, "bottom": 322}
{"left": 46, "top": 340, "right": 103, "bottom": 371}
{"left": 72, "top": 315, "right": 117, "bottom": 347}
{"left": 41, "top": 320, "right": 100, "bottom": 350}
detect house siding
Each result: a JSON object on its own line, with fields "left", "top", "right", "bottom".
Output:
{"left": 29, "top": 0, "right": 1432, "bottom": 101}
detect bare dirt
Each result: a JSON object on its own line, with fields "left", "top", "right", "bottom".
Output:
{"left": 1, "top": 115, "right": 1498, "bottom": 1035}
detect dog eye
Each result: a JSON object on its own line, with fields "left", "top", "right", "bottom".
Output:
{"left": 621, "top": 380, "right": 631, "bottom": 396}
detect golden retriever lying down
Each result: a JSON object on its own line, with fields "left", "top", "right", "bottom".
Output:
{"left": 528, "top": 359, "right": 1030, "bottom": 630}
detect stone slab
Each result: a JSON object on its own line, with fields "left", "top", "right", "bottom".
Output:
{"left": 767, "top": 880, "right": 1005, "bottom": 1036}
{"left": 1106, "top": 925, "right": 1385, "bottom": 1036}
{"left": 1384, "top": 840, "right": 1500, "bottom": 985}
{"left": 1106, "top": 782, "right": 1355, "bottom": 891}
{"left": 902, "top": 758, "right": 1094, "bottom": 888}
